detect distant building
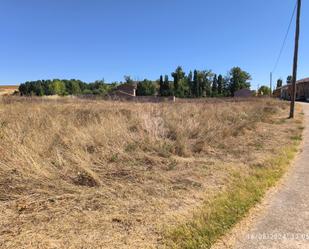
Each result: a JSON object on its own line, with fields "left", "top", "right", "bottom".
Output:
{"left": 112, "top": 83, "right": 137, "bottom": 97}
{"left": 277, "top": 78, "right": 309, "bottom": 101}
{"left": 234, "top": 88, "right": 255, "bottom": 98}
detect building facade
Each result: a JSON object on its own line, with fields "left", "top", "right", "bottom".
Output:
{"left": 278, "top": 78, "right": 309, "bottom": 101}
{"left": 234, "top": 88, "right": 255, "bottom": 98}
{"left": 112, "top": 83, "right": 137, "bottom": 98}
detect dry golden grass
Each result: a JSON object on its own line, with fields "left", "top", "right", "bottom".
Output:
{"left": 0, "top": 86, "right": 18, "bottom": 96}
{"left": 0, "top": 97, "right": 302, "bottom": 248}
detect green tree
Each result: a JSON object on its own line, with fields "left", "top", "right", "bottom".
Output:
{"left": 159, "top": 75, "right": 172, "bottom": 96}
{"left": 159, "top": 75, "right": 164, "bottom": 96}
{"left": 223, "top": 76, "right": 230, "bottom": 96}
{"left": 171, "top": 66, "right": 185, "bottom": 97}
{"left": 42, "top": 80, "right": 52, "bottom": 95}
{"left": 193, "top": 70, "right": 199, "bottom": 97}
{"left": 18, "top": 83, "right": 27, "bottom": 96}
{"left": 35, "top": 83, "right": 44, "bottom": 96}
{"left": 212, "top": 74, "right": 218, "bottom": 97}
{"left": 228, "top": 67, "right": 251, "bottom": 96}
{"left": 82, "top": 89, "right": 93, "bottom": 95}
{"left": 201, "top": 70, "right": 213, "bottom": 97}
{"left": 64, "top": 80, "right": 82, "bottom": 95}
{"left": 177, "top": 78, "right": 190, "bottom": 98}
{"left": 88, "top": 80, "right": 111, "bottom": 95}
{"left": 50, "top": 80, "right": 66, "bottom": 96}
{"left": 217, "top": 74, "right": 224, "bottom": 95}
{"left": 124, "top": 75, "right": 134, "bottom": 84}
{"left": 287, "top": 75, "right": 292, "bottom": 84}
{"left": 276, "top": 79, "right": 283, "bottom": 88}
{"left": 187, "top": 71, "right": 193, "bottom": 97}
{"left": 71, "top": 81, "right": 81, "bottom": 95}
{"left": 136, "top": 79, "right": 156, "bottom": 96}
{"left": 18, "top": 78, "right": 116, "bottom": 96}
{"left": 258, "top": 85, "right": 271, "bottom": 96}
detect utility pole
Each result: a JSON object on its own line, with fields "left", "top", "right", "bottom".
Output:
{"left": 269, "top": 73, "right": 273, "bottom": 97}
{"left": 290, "top": 0, "right": 302, "bottom": 119}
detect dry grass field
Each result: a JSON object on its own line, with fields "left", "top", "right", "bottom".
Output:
{"left": 0, "top": 86, "right": 18, "bottom": 96}
{"left": 0, "top": 97, "right": 303, "bottom": 248}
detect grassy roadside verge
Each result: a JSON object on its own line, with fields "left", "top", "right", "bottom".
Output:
{"left": 165, "top": 134, "right": 302, "bottom": 249}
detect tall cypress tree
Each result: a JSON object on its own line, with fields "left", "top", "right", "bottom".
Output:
{"left": 212, "top": 74, "right": 218, "bottom": 97}
{"left": 276, "top": 78, "right": 283, "bottom": 88}
{"left": 203, "top": 70, "right": 213, "bottom": 97}
{"left": 164, "top": 75, "right": 170, "bottom": 95}
{"left": 159, "top": 75, "right": 164, "bottom": 96}
{"left": 217, "top": 74, "right": 223, "bottom": 95}
{"left": 187, "top": 71, "right": 193, "bottom": 97}
{"left": 193, "top": 70, "right": 199, "bottom": 97}
{"left": 162, "top": 75, "right": 171, "bottom": 96}
{"left": 171, "top": 66, "right": 185, "bottom": 97}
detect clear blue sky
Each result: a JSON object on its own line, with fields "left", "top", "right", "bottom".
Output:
{"left": 0, "top": 0, "right": 308, "bottom": 89}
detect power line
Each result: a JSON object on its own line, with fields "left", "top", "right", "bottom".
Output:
{"left": 272, "top": 1, "right": 297, "bottom": 74}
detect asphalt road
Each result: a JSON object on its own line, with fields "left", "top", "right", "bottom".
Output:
{"left": 233, "top": 102, "right": 309, "bottom": 249}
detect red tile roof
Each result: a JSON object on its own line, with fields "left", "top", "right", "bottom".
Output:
{"left": 297, "top": 78, "right": 309, "bottom": 84}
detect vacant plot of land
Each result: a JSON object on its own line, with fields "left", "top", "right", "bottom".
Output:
{"left": 0, "top": 97, "right": 302, "bottom": 248}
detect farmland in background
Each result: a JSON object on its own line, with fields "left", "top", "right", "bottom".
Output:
{"left": 0, "top": 85, "right": 18, "bottom": 96}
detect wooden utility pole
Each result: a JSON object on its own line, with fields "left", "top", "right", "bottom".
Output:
{"left": 269, "top": 73, "right": 273, "bottom": 97}
{"left": 290, "top": 0, "right": 302, "bottom": 119}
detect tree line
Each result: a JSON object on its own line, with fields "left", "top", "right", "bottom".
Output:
{"left": 157, "top": 66, "right": 251, "bottom": 98}
{"left": 19, "top": 66, "right": 252, "bottom": 98}
{"left": 19, "top": 79, "right": 116, "bottom": 96}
